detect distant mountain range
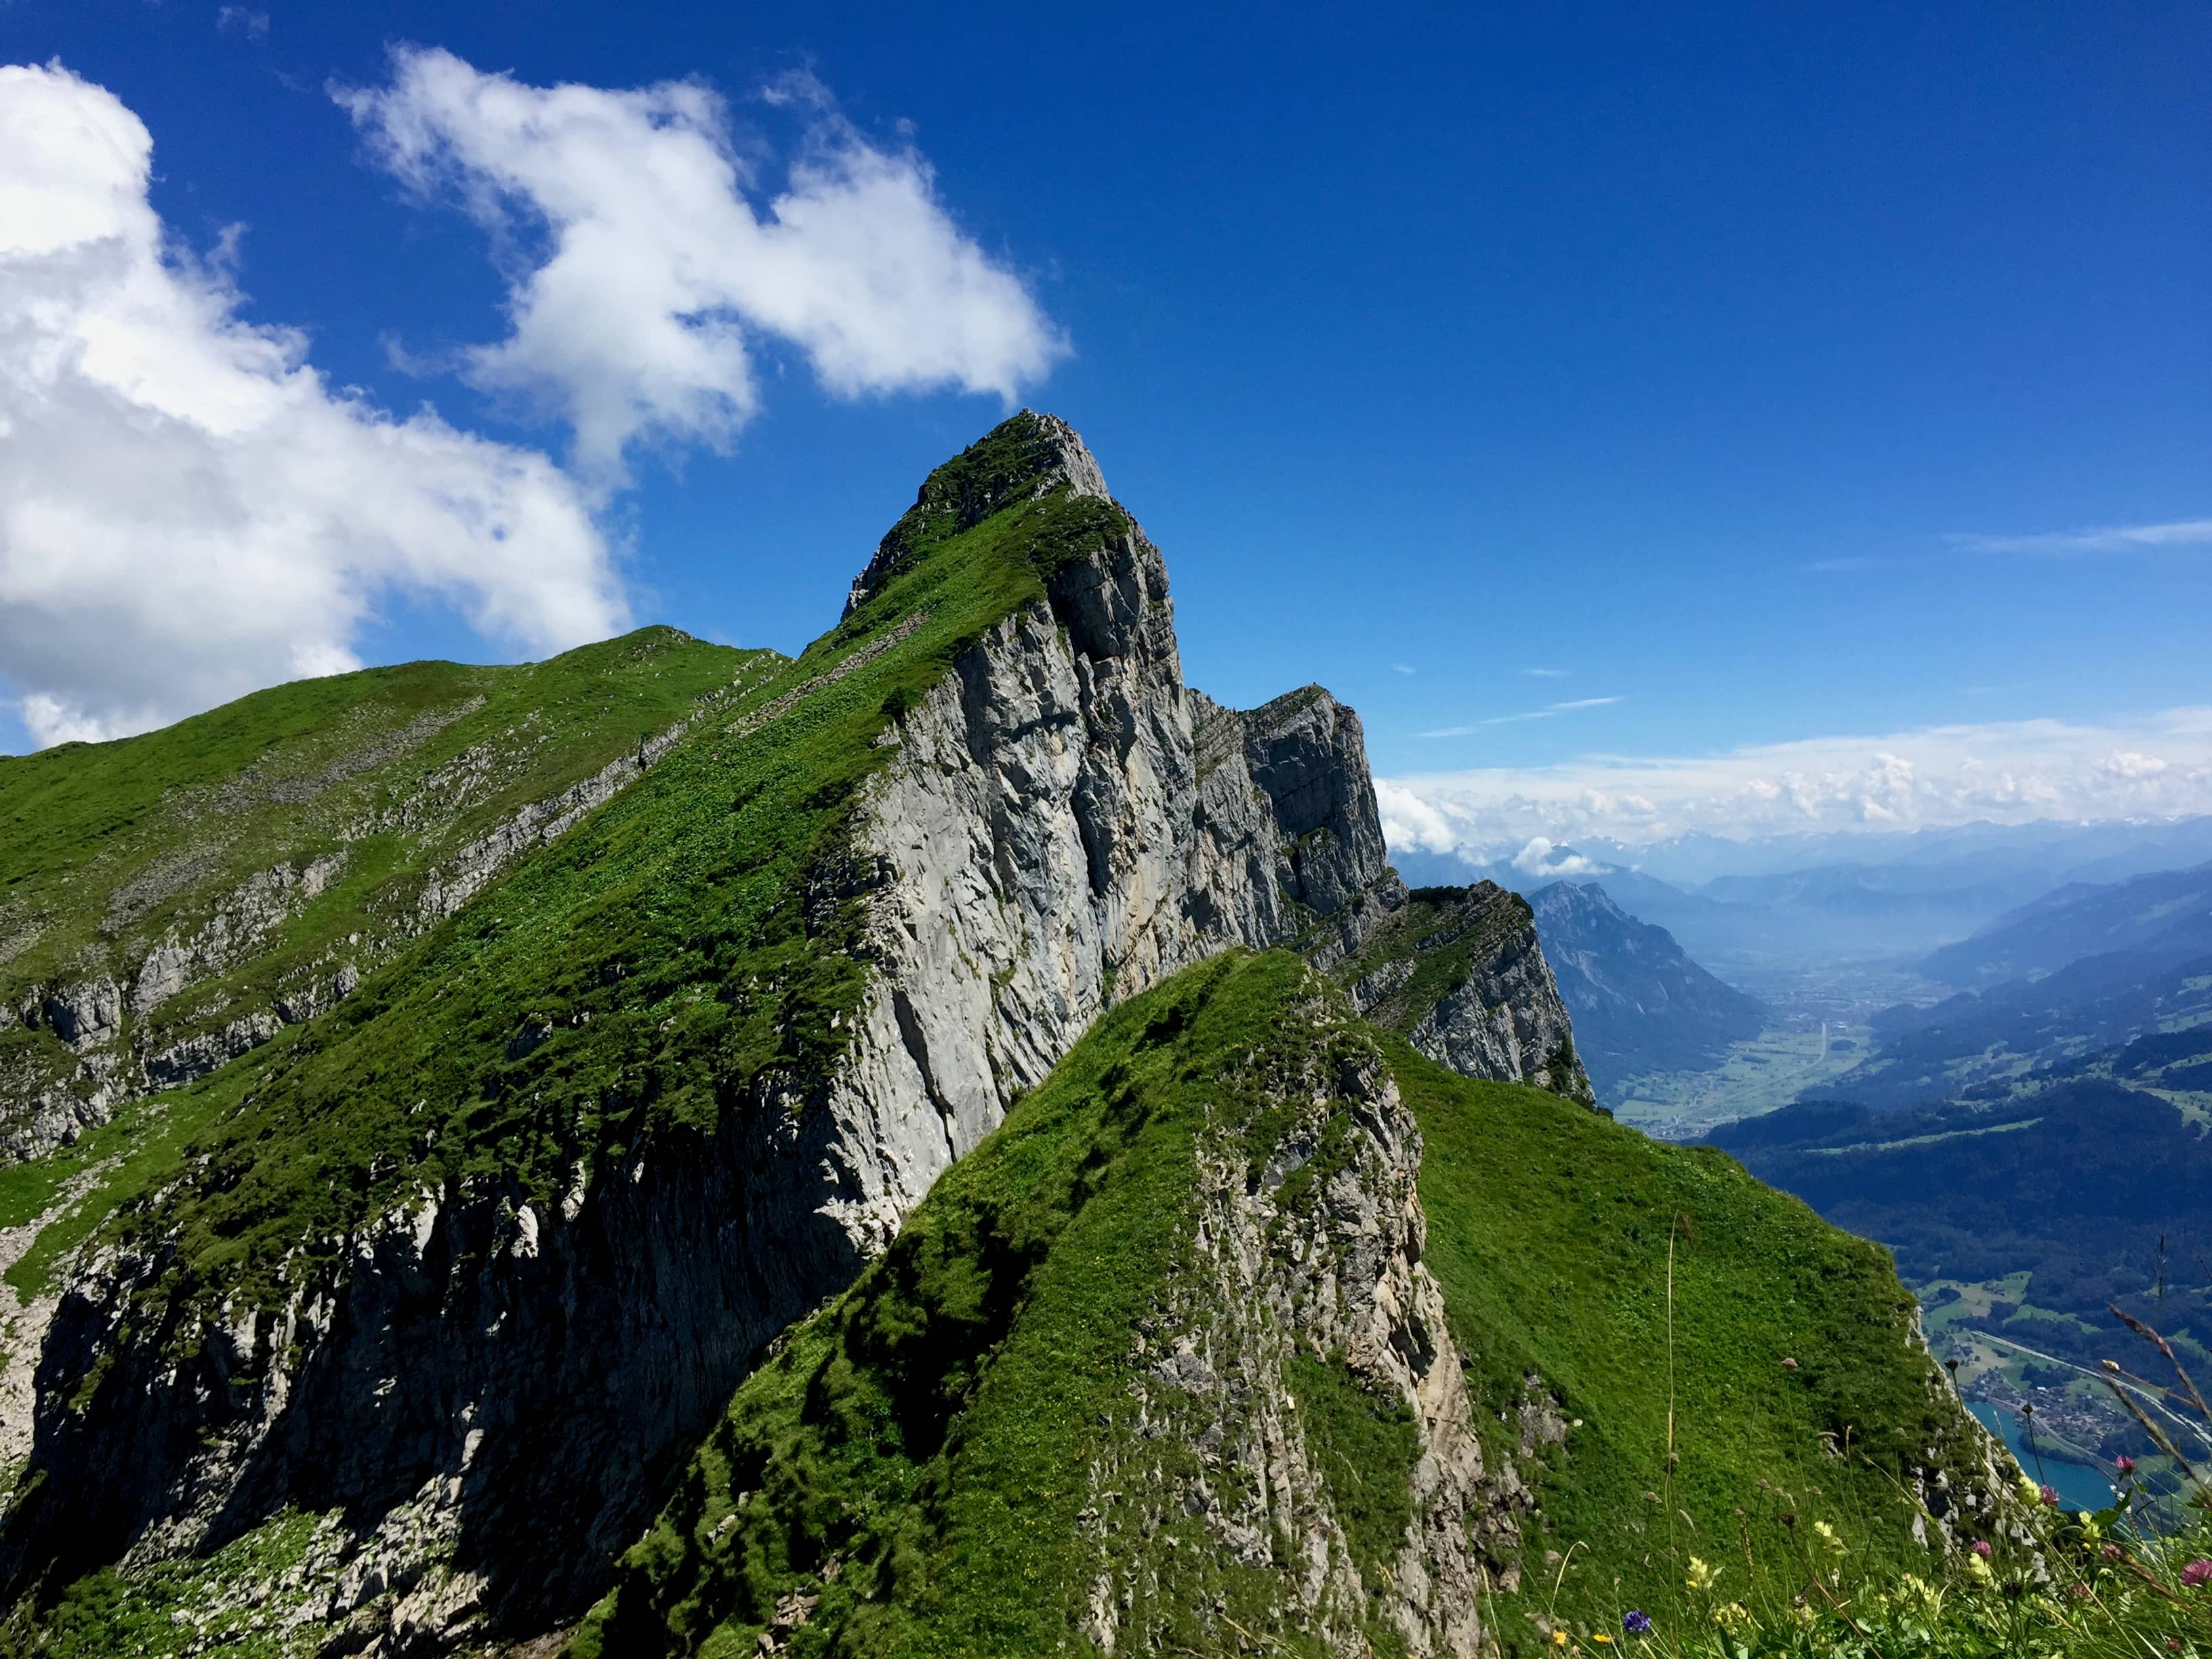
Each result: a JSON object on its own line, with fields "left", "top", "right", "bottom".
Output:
{"left": 1523, "top": 881, "right": 1767, "bottom": 1100}
{"left": 1919, "top": 859, "right": 2212, "bottom": 987}
{"left": 1555, "top": 819, "right": 2212, "bottom": 890}
{"left": 1394, "top": 819, "right": 2212, "bottom": 973}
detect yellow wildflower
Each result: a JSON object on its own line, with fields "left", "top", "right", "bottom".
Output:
{"left": 1685, "top": 1555, "right": 1721, "bottom": 1592}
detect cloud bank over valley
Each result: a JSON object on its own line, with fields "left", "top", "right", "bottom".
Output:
{"left": 1378, "top": 705, "right": 2212, "bottom": 859}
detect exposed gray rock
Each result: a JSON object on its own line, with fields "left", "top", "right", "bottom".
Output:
{"left": 1082, "top": 987, "right": 1537, "bottom": 1656}
{"left": 39, "top": 977, "right": 121, "bottom": 1048}
{"left": 794, "top": 493, "right": 1401, "bottom": 1256}
{"left": 1407, "top": 919, "right": 1593, "bottom": 1107}
{"left": 0, "top": 857, "right": 354, "bottom": 1161}
{"left": 1333, "top": 881, "right": 1597, "bottom": 1107}
{"left": 0, "top": 1158, "right": 112, "bottom": 1473}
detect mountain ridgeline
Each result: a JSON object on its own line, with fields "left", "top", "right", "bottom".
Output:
{"left": 0, "top": 415, "right": 2004, "bottom": 1656}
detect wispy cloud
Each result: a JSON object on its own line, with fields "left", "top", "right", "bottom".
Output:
{"left": 1377, "top": 705, "right": 2212, "bottom": 855}
{"left": 1948, "top": 519, "right": 2212, "bottom": 555}
{"left": 1805, "top": 556, "right": 1871, "bottom": 573}
{"left": 1390, "top": 663, "right": 1416, "bottom": 675}
{"left": 1421, "top": 696, "right": 1621, "bottom": 737}
{"left": 1521, "top": 667, "right": 1569, "bottom": 678}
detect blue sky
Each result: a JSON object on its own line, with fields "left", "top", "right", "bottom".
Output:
{"left": 1, "top": 2, "right": 2207, "bottom": 852}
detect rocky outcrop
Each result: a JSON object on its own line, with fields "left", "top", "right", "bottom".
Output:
{"left": 842, "top": 409, "right": 1111, "bottom": 616}
{"left": 9, "top": 417, "right": 1435, "bottom": 1651}
{"left": 1082, "top": 990, "right": 1532, "bottom": 1656}
{"left": 811, "top": 537, "right": 1405, "bottom": 1254}
{"left": 1, "top": 857, "right": 355, "bottom": 1161}
{"left": 1330, "top": 880, "right": 1595, "bottom": 1106}
{"left": 1406, "top": 928, "right": 1593, "bottom": 1107}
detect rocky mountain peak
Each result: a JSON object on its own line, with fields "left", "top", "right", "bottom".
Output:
{"left": 843, "top": 409, "right": 1113, "bottom": 615}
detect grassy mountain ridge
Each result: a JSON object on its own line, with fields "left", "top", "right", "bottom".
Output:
{"left": 565, "top": 953, "right": 1996, "bottom": 1657}
{"left": 0, "top": 628, "right": 766, "bottom": 1156}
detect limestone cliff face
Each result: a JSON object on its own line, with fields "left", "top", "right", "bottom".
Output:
{"left": 12, "top": 419, "right": 1425, "bottom": 1650}
{"left": 742, "top": 422, "right": 1406, "bottom": 1263}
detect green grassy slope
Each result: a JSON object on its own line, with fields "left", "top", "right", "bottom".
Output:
{"left": 0, "top": 628, "right": 764, "bottom": 1139}
{"left": 571, "top": 951, "right": 1292, "bottom": 1659}
{"left": 1395, "top": 1039, "right": 1992, "bottom": 1637}
{"left": 562, "top": 953, "right": 1992, "bottom": 1658}
{"left": 1, "top": 628, "right": 753, "bottom": 986}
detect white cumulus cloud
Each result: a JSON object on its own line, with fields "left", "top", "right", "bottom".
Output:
{"left": 1378, "top": 708, "right": 2212, "bottom": 857}
{"left": 0, "top": 60, "right": 626, "bottom": 745}
{"left": 338, "top": 49, "right": 1067, "bottom": 488}
{"left": 1509, "top": 836, "right": 1599, "bottom": 879}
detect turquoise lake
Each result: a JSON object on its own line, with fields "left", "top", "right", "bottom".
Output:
{"left": 1968, "top": 1403, "right": 2115, "bottom": 1513}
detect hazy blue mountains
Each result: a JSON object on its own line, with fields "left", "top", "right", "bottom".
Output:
{"left": 1919, "top": 860, "right": 2212, "bottom": 988}
{"left": 1525, "top": 880, "right": 1767, "bottom": 1099}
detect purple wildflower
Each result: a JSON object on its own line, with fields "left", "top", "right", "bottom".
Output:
{"left": 2182, "top": 1559, "right": 2212, "bottom": 1589}
{"left": 1622, "top": 1611, "right": 1651, "bottom": 1637}
{"left": 2040, "top": 1483, "right": 2061, "bottom": 1507}
{"left": 1971, "top": 1540, "right": 1993, "bottom": 1559}
{"left": 2116, "top": 1456, "right": 2137, "bottom": 1476}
